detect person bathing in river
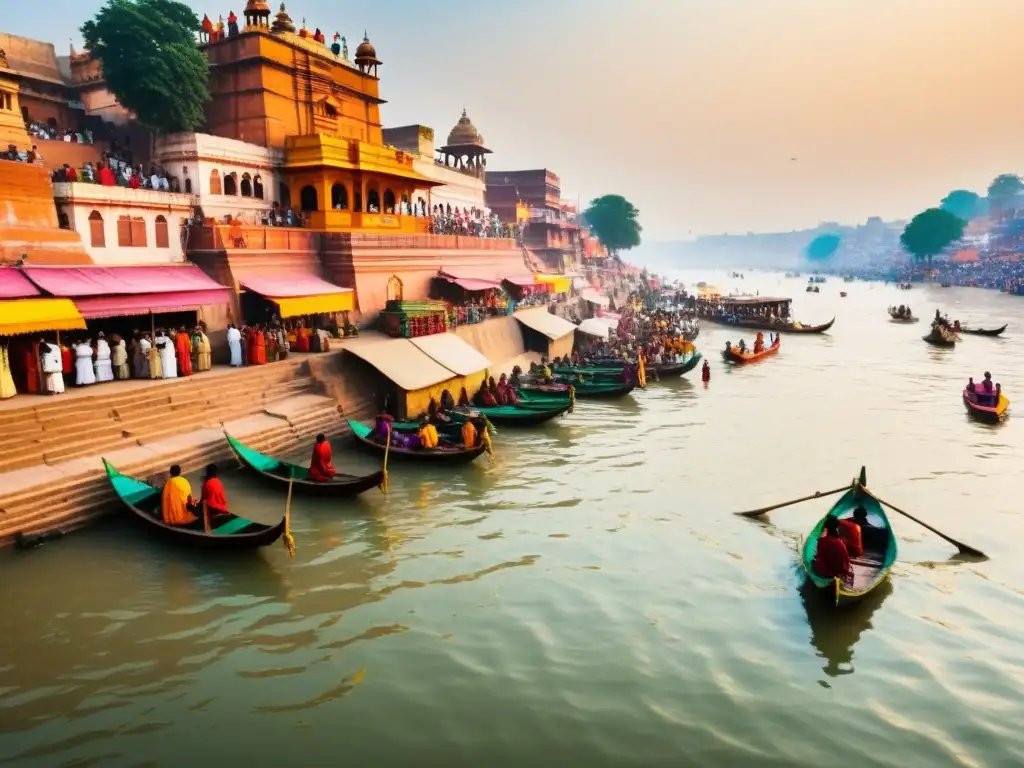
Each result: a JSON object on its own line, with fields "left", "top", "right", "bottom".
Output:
{"left": 702, "top": 359, "right": 711, "bottom": 383}
{"left": 307, "top": 433, "right": 336, "bottom": 482}
{"left": 812, "top": 517, "right": 852, "bottom": 581}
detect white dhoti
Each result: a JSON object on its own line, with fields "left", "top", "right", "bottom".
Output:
{"left": 94, "top": 340, "right": 114, "bottom": 382}
{"left": 227, "top": 329, "right": 243, "bottom": 366}
{"left": 75, "top": 346, "right": 96, "bottom": 386}
{"left": 46, "top": 371, "right": 65, "bottom": 394}
{"left": 41, "top": 343, "right": 65, "bottom": 395}
{"left": 157, "top": 341, "right": 177, "bottom": 379}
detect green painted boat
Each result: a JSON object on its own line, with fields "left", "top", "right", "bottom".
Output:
{"left": 225, "top": 433, "right": 384, "bottom": 497}
{"left": 347, "top": 418, "right": 488, "bottom": 464}
{"left": 102, "top": 459, "right": 286, "bottom": 550}
{"left": 800, "top": 467, "right": 898, "bottom": 607}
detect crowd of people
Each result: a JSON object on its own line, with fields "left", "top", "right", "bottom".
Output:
{"left": 50, "top": 157, "right": 179, "bottom": 192}
{"left": 27, "top": 122, "right": 94, "bottom": 145}
{"left": 428, "top": 204, "right": 517, "bottom": 239}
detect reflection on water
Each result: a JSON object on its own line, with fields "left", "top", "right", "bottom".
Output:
{"left": 2, "top": 272, "right": 1024, "bottom": 766}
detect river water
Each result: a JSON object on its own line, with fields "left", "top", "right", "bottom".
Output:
{"left": 2, "top": 272, "right": 1023, "bottom": 767}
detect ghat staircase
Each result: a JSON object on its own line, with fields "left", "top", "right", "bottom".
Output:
{"left": 0, "top": 354, "right": 371, "bottom": 544}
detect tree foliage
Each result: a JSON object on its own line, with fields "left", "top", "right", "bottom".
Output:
{"left": 900, "top": 208, "right": 966, "bottom": 264}
{"left": 987, "top": 173, "right": 1024, "bottom": 201}
{"left": 82, "top": 0, "right": 209, "bottom": 132}
{"left": 940, "top": 189, "right": 981, "bottom": 221}
{"left": 584, "top": 195, "right": 642, "bottom": 256}
{"left": 804, "top": 233, "right": 841, "bottom": 262}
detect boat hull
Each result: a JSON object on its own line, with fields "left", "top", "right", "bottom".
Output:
{"left": 226, "top": 434, "right": 384, "bottom": 498}
{"left": 346, "top": 418, "right": 487, "bottom": 464}
{"left": 923, "top": 333, "right": 955, "bottom": 347}
{"left": 704, "top": 316, "right": 835, "bottom": 334}
{"left": 960, "top": 324, "right": 1007, "bottom": 337}
{"left": 722, "top": 340, "right": 781, "bottom": 364}
{"left": 963, "top": 390, "right": 1009, "bottom": 423}
{"left": 103, "top": 459, "right": 285, "bottom": 550}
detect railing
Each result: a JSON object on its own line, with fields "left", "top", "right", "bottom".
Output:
{"left": 326, "top": 233, "right": 517, "bottom": 251}
{"left": 188, "top": 224, "right": 319, "bottom": 251}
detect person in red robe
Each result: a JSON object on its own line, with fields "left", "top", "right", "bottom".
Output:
{"left": 812, "top": 518, "right": 852, "bottom": 580}
{"left": 253, "top": 327, "right": 267, "bottom": 365}
{"left": 175, "top": 327, "right": 193, "bottom": 376}
{"left": 22, "top": 342, "right": 40, "bottom": 394}
{"left": 60, "top": 342, "right": 73, "bottom": 376}
{"left": 200, "top": 464, "right": 230, "bottom": 525}
{"left": 98, "top": 165, "right": 116, "bottom": 186}
{"left": 307, "top": 433, "right": 336, "bottom": 482}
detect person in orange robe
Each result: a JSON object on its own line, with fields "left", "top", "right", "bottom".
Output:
{"left": 253, "top": 326, "right": 267, "bottom": 365}
{"left": 307, "top": 433, "right": 336, "bottom": 482}
{"left": 175, "top": 327, "right": 193, "bottom": 376}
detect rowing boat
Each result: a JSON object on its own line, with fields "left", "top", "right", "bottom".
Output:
{"left": 722, "top": 337, "right": 780, "bottom": 364}
{"left": 705, "top": 316, "right": 835, "bottom": 334}
{"left": 457, "top": 402, "right": 569, "bottom": 426}
{"left": 346, "top": 418, "right": 488, "bottom": 464}
{"left": 959, "top": 324, "right": 1007, "bottom": 337}
{"left": 651, "top": 352, "right": 703, "bottom": 379}
{"left": 225, "top": 433, "right": 384, "bottom": 497}
{"left": 962, "top": 388, "right": 1010, "bottom": 424}
{"left": 519, "top": 377, "right": 634, "bottom": 398}
{"left": 923, "top": 331, "right": 956, "bottom": 347}
{"left": 102, "top": 459, "right": 286, "bottom": 550}
{"left": 888, "top": 308, "right": 918, "bottom": 323}
{"left": 801, "top": 467, "right": 898, "bottom": 607}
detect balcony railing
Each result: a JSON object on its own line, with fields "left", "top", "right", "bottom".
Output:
{"left": 188, "top": 224, "right": 318, "bottom": 251}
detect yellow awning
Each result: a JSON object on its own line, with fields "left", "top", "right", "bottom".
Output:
{"left": 535, "top": 274, "right": 571, "bottom": 293}
{"left": 272, "top": 292, "right": 355, "bottom": 318}
{"left": 0, "top": 298, "right": 86, "bottom": 337}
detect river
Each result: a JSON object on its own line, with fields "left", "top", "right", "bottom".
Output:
{"left": 2, "top": 272, "right": 1023, "bottom": 767}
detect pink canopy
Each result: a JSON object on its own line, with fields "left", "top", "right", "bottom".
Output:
{"left": 22, "top": 265, "right": 232, "bottom": 319}
{"left": 0, "top": 267, "right": 41, "bottom": 299}
{"left": 239, "top": 273, "right": 349, "bottom": 298}
{"left": 443, "top": 276, "right": 500, "bottom": 292}
{"left": 503, "top": 274, "right": 538, "bottom": 287}
{"left": 439, "top": 268, "right": 501, "bottom": 287}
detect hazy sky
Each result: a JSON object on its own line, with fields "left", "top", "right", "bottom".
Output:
{"left": 6, "top": 0, "right": 1024, "bottom": 239}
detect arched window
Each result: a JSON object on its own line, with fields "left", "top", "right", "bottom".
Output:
{"left": 383, "top": 189, "right": 396, "bottom": 213}
{"left": 387, "top": 274, "right": 404, "bottom": 302}
{"left": 331, "top": 183, "right": 348, "bottom": 210}
{"left": 279, "top": 182, "right": 291, "bottom": 207}
{"left": 155, "top": 215, "right": 169, "bottom": 248}
{"left": 300, "top": 185, "right": 318, "bottom": 212}
{"left": 224, "top": 172, "right": 237, "bottom": 196}
{"left": 209, "top": 169, "right": 222, "bottom": 195}
{"left": 88, "top": 211, "right": 105, "bottom": 248}
{"left": 241, "top": 173, "right": 253, "bottom": 197}
{"left": 367, "top": 187, "right": 380, "bottom": 212}
{"left": 254, "top": 174, "right": 264, "bottom": 199}
{"left": 184, "top": 177, "right": 192, "bottom": 194}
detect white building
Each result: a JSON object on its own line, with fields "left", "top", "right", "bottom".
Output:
{"left": 52, "top": 183, "right": 194, "bottom": 264}
{"left": 154, "top": 132, "right": 284, "bottom": 224}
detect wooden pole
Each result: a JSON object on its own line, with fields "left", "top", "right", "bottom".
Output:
{"left": 734, "top": 486, "right": 849, "bottom": 518}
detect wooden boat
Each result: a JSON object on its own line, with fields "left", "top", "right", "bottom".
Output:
{"left": 839, "top": 291, "right": 848, "bottom": 298}
{"left": 454, "top": 402, "right": 569, "bottom": 426}
{"left": 102, "top": 459, "right": 286, "bottom": 550}
{"left": 806, "top": 285, "right": 819, "bottom": 293}
{"left": 888, "top": 308, "right": 918, "bottom": 323}
{"left": 519, "top": 375, "right": 634, "bottom": 399}
{"left": 722, "top": 337, "right": 781, "bottom": 364}
{"left": 962, "top": 388, "right": 1009, "bottom": 424}
{"left": 706, "top": 316, "right": 835, "bottom": 334}
{"left": 225, "top": 433, "right": 384, "bottom": 497}
{"left": 959, "top": 324, "right": 1007, "bottom": 337}
{"left": 346, "top": 418, "right": 487, "bottom": 464}
{"left": 923, "top": 331, "right": 956, "bottom": 348}
{"left": 652, "top": 352, "right": 703, "bottom": 379}
{"left": 801, "top": 467, "right": 898, "bottom": 607}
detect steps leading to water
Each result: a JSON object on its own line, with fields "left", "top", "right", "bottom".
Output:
{"left": 0, "top": 355, "right": 352, "bottom": 545}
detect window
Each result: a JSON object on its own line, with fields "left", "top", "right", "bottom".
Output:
{"left": 224, "top": 173, "right": 237, "bottom": 196}
{"left": 253, "top": 174, "right": 264, "bottom": 199}
{"left": 279, "top": 182, "right": 291, "bottom": 207}
{"left": 184, "top": 178, "right": 192, "bottom": 194}
{"left": 331, "top": 183, "right": 348, "bottom": 210}
{"left": 117, "top": 215, "right": 147, "bottom": 247}
{"left": 367, "top": 187, "right": 380, "bottom": 212}
{"left": 383, "top": 189, "right": 396, "bottom": 213}
{"left": 89, "top": 211, "right": 105, "bottom": 247}
{"left": 241, "top": 173, "right": 253, "bottom": 197}
{"left": 300, "top": 185, "right": 318, "bottom": 212}
{"left": 155, "top": 215, "right": 169, "bottom": 248}
{"left": 209, "top": 169, "right": 222, "bottom": 195}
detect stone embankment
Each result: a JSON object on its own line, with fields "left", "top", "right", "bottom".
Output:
{"left": 0, "top": 354, "right": 368, "bottom": 545}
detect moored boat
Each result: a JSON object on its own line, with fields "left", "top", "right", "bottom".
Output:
{"left": 963, "top": 388, "right": 1009, "bottom": 423}
{"left": 452, "top": 402, "right": 570, "bottom": 426}
{"left": 346, "top": 418, "right": 488, "bottom": 464}
{"left": 722, "top": 337, "right": 780, "bottom": 364}
{"left": 923, "top": 330, "right": 956, "bottom": 347}
{"left": 102, "top": 459, "right": 286, "bottom": 550}
{"left": 652, "top": 352, "right": 703, "bottom": 379}
{"left": 959, "top": 324, "right": 1007, "bottom": 337}
{"left": 225, "top": 433, "right": 384, "bottom": 497}
{"left": 801, "top": 468, "right": 898, "bottom": 607}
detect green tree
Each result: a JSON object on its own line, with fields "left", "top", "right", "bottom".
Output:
{"left": 82, "top": 0, "right": 209, "bottom": 133}
{"left": 899, "top": 208, "right": 966, "bottom": 265}
{"left": 987, "top": 173, "right": 1024, "bottom": 201}
{"left": 804, "top": 233, "right": 840, "bottom": 262}
{"left": 940, "top": 189, "right": 981, "bottom": 221}
{"left": 584, "top": 195, "right": 642, "bottom": 257}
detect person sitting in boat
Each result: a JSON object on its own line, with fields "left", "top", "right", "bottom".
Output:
{"left": 161, "top": 464, "right": 198, "bottom": 526}
{"left": 477, "top": 381, "right": 498, "bottom": 407}
{"left": 812, "top": 517, "right": 852, "bottom": 581}
{"left": 200, "top": 464, "right": 230, "bottom": 522}
{"left": 417, "top": 415, "right": 439, "bottom": 449}
{"left": 977, "top": 372, "right": 996, "bottom": 405}
{"left": 837, "top": 506, "right": 866, "bottom": 559}
{"left": 753, "top": 332, "right": 765, "bottom": 354}
{"left": 307, "top": 433, "right": 337, "bottom": 482}
{"left": 953, "top": 319, "right": 962, "bottom": 333}
{"left": 509, "top": 366, "right": 523, "bottom": 388}
{"left": 724, "top": 341, "right": 732, "bottom": 354}
{"left": 966, "top": 377, "right": 976, "bottom": 394}
{"left": 461, "top": 416, "right": 479, "bottom": 449}
{"left": 737, "top": 339, "right": 747, "bottom": 354}
{"left": 500, "top": 374, "right": 520, "bottom": 405}
{"left": 458, "top": 387, "right": 471, "bottom": 407}
{"left": 439, "top": 389, "right": 456, "bottom": 413}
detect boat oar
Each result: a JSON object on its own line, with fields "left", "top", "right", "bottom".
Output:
{"left": 283, "top": 469, "right": 296, "bottom": 558}
{"left": 380, "top": 423, "right": 391, "bottom": 494}
{"left": 734, "top": 486, "right": 849, "bottom": 518}
{"left": 862, "top": 489, "right": 987, "bottom": 558}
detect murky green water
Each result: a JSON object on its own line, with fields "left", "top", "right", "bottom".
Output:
{"left": 2, "top": 272, "right": 1023, "bottom": 767}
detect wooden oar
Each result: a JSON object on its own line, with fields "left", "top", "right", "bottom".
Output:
{"left": 734, "top": 486, "right": 848, "bottom": 518}
{"left": 283, "top": 470, "right": 296, "bottom": 558}
{"left": 862, "top": 488, "right": 987, "bottom": 559}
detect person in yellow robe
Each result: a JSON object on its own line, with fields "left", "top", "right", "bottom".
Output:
{"left": 161, "top": 464, "right": 198, "bottom": 526}
{"left": 417, "top": 416, "right": 439, "bottom": 449}
{"left": 0, "top": 344, "right": 17, "bottom": 399}
{"left": 461, "top": 418, "right": 477, "bottom": 449}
